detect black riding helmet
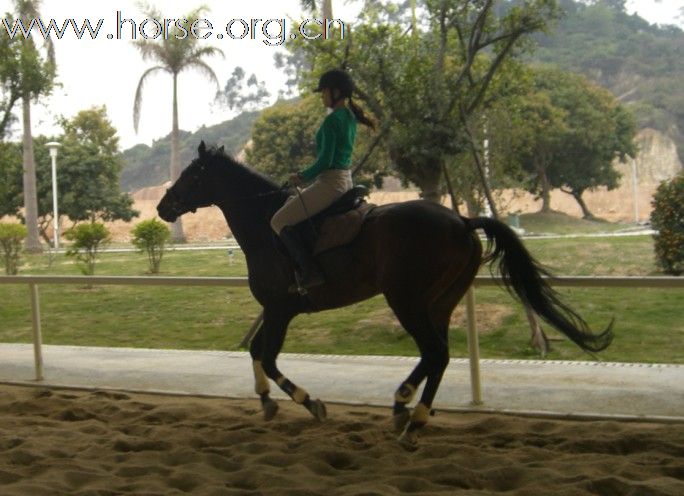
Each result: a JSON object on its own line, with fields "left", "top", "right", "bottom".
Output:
{"left": 314, "top": 69, "right": 354, "bottom": 102}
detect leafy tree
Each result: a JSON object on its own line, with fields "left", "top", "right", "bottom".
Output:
{"left": 246, "top": 97, "right": 321, "bottom": 180}
{"left": 448, "top": 96, "right": 545, "bottom": 216}
{"left": 64, "top": 222, "right": 110, "bottom": 276}
{"left": 0, "top": 36, "right": 22, "bottom": 139}
{"left": 4, "top": 0, "right": 57, "bottom": 252}
{"left": 497, "top": 67, "right": 570, "bottom": 212}
{"left": 0, "top": 140, "right": 23, "bottom": 218}
{"left": 216, "top": 67, "right": 270, "bottom": 112}
{"left": 551, "top": 100, "right": 636, "bottom": 219}
{"left": 290, "top": 0, "right": 561, "bottom": 203}
{"left": 0, "top": 222, "right": 27, "bottom": 275}
{"left": 0, "top": 107, "right": 138, "bottom": 242}
{"left": 131, "top": 219, "right": 171, "bottom": 274}
{"left": 56, "top": 107, "right": 139, "bottom": 224}
{"left": 651, "top": 172, "right": 684, "bottom": 275}
{"left": 515, "top": 67, "right": 636, "bottom": 217}
{"left": 133, "top": 4, "right": 223, "bottom": 243}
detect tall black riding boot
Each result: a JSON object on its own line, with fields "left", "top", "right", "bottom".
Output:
{"left": 279, "top": 227, "right": 325, "bottom": 292}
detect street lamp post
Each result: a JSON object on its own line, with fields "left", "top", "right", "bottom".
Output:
{"left": 46, "top": 142, "right": 61, "bottom": 249}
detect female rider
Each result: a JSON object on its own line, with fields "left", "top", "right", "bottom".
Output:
{"left": 270, "top": 69, "right": 375, "bottom": 291}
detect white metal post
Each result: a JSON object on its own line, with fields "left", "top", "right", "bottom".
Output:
{"left": 465, "top": 287, "right": 482, "bottom": 405}
{"left": 29, "top": 283, "right": 44, "bottom": 381}
{"left": 46, "top": 142, "right": 61, "bottom": 249}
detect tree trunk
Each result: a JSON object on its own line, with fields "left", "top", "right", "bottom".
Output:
{"left": 322, "top": 0, "right": 333, "bottom": 19}
{"left": 419, "top": 174, "right": 443, "bottom": 204}
{"left": 572, "top": 190, "right": 595, "bottom": 219}
{"left": 537, "top": 159, "right": 552, "bottom": 213}
{"left": 170, "top": 73, "right": 185, "bottom": 243}
{"left": 21, "top": 92, "right": 42, "bottom": 253}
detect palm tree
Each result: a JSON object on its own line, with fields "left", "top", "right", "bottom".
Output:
{"left": 133, "top": 5, "right": 223, "bottom": 243}
{"left": 16, "top": 0, "right": 56, "bottom": 252}
{"left": 300, "top": 0, "right": 333, "bottom": 19}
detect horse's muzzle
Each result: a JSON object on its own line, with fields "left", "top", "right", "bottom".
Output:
{"left": 157, "top": 192, "right": 182, "bottom": 222}
{"left": 156, "top": 203, "right": 177, "bottom": 222}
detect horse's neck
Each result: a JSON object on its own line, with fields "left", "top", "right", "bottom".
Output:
{"left": 213, "top": 168, "right": 284, "bottom": 252}
{"left": 216, "top": 201, "right": 276, "bottom": 252}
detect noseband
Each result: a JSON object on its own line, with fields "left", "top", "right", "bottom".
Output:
{"left": 164, "top": 164, "right": 289, "bottom": 218}
{"left": 164, "top": 187, "right": 196, "bottom": 215}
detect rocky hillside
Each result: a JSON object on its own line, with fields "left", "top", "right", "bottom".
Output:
{"left": 119, "top": 111, "right": 258, "bottom": 192}
{"left": 530, "top": 0, "right": 684, "bottom": 158}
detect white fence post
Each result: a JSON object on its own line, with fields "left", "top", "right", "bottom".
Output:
{"left": 28, "top": 283, "right": 44, "bottom": 381}
{"left": 465, "top": 287, "right": 483, "bottom": 405}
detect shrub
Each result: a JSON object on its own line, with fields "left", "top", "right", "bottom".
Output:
{"left": 64, "top": 222, "right": 110, "bottom": 275}
{"left": 0, "top": 223, "right": 27, "bottom": 275}
{"left": 131, "top": 219, "right": 171, "bottom": 274}
{"left": 651, "top": 172, "right": 684, "bottom": 275}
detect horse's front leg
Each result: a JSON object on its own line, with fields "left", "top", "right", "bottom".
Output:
{"left": 260, "top": 308, "right": 327, "bottom": 421}
{"left": 251, "top": 308, "right": 327, "bottom": 421}
{"left": 249, "top": 323, "right": 279, "bottom": 421}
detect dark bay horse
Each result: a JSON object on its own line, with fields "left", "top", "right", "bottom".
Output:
{"left": 157, "top": 142, "right": 612, "bottom": 448}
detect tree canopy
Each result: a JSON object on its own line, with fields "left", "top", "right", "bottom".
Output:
{"left": 0, "top": 107, "right": 138, "bottom": 242}
{"left": 501, "top": 66, "right": 637, "bottom": 217}
{"left": 275, "top": 0, "right": 561, "bottom": 203}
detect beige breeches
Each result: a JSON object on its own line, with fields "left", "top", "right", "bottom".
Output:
{"left": 271, "top": 169, "right": 353, "bottom": 234}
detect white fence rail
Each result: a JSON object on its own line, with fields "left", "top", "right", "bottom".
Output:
{"left": 1, "top": 275, "right": 682, "bottom": 405}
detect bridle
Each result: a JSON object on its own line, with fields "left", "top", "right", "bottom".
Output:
{"left": 163, "top": 187, "right": 196, "bottom": 216}
{"left": 164, "top": 167, "right": 289, "bottom": 216}
{"left": 163, "top": 163, "right": 207, "bottom": 216}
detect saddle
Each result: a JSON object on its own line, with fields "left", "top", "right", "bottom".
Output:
{"left": 294, "top": 186, "right": 376, "bottom": 255}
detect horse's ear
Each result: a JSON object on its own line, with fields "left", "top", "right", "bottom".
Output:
{"left": 198, "top": 141, "right": 207, "bottom": 157}
{"left": 218, "top": 145, "right": 225, "bottom": 154}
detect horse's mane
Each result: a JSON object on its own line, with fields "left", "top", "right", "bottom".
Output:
{"left": 205, "top": 144, "right": 281, "bottom": 194}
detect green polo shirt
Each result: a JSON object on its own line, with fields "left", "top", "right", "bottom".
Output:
{"left": 300, "top": 106, "right": 357, "bottom": 181}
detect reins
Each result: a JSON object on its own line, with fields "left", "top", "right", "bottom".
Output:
{"left": 226, "top": 188, "right": 289, "bottom": 203}
{"left": 293, "top": 185, "right": 319, "bottom": 236}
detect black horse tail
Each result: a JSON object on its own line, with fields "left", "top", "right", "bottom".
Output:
{"left": 465, "top": 216, "right": 613, "bottom": 353}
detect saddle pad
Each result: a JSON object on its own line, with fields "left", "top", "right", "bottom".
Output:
{"left": 313, "top": 202, "right": 376, "bottom": 255}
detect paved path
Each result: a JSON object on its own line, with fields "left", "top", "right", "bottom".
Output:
{"left": 0, "top": 344, "right": 681, "bottom": 421}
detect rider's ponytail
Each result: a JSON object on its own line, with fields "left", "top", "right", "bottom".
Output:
{"left": 348, "top": 97, "right": 376, "bottom": 131}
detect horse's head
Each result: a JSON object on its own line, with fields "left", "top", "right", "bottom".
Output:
{"left": 157, "top": 141, "right": 221, "bottom": 222}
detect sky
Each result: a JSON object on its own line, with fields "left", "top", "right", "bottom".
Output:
{"left": 0, "top": 0, "right": 681, "bottom": 151}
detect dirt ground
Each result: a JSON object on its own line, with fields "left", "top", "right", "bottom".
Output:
{"left": 1, "top": 384, "right": 682, "bottom": 496}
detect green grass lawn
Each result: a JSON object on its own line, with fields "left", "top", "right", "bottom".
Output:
{"left": 0, "top": 233, "right": 682, "bottom": 364}
{"left": 517, "top": 210, "right": 638, "bottom": 235}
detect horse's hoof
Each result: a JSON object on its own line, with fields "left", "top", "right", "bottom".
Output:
{"left": 393, "top": 409, "right": 411, "bottom": 434}
{"left": 397, "top": 429, "right": 419, "bottom": 451}
{"left": 308, "top": 399, "right": 327, "bottom": 422}
{"left": 263, "top": 398, "right": 279, "bottom": 421}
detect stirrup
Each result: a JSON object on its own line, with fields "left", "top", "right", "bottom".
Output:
{"left": 288, "top": 270, "right": 324, "bottom": 295}
{"left": 289, "top": 272, "right": 309, "bottom": 296}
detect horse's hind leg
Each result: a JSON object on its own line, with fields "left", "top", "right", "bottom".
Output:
{"left": 391, "top": 360, "right": 427, "bottom": 433}
{"left": 385, "top": 299, "right": 449, "bottom": 448}
{"left": 257, "top": 307, "right": 327, "bottom": 422}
